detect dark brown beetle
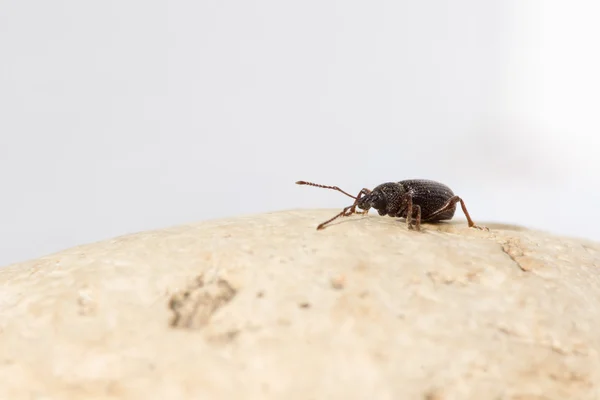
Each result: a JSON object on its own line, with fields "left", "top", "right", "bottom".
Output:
{"left": 296, "top": 179, "right": 488, "bottom": 231}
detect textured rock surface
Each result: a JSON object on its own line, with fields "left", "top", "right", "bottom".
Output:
{"left": 1, "top": 209, "right": 600, "bottom": 399}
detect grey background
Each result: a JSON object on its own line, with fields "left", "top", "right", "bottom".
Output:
{"left": 1, "top": 1, "right": 599, "bottom": 267}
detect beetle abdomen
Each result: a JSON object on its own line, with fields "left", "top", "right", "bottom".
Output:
{"left": 398, "top": 179, "right": 456, "bottom": 221}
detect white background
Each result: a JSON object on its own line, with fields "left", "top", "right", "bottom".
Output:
{"left": 1, "top": 1, "right": 599, "bottom": 267}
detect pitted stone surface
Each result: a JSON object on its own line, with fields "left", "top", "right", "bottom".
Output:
{"left": 1, "top": 209, "right": 600, "bottom": 399}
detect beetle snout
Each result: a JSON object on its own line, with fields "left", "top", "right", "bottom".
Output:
{"left": 356, "top": 197, "right": 370, "bottom": 210}
{"left": 357, "top": 193, "right": 380, "bottom": 211}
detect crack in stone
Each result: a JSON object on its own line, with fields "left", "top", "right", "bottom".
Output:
{"left": 501, "top": 238, "right": 527, "bottom": 272}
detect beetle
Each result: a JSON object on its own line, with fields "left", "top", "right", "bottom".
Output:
{"left": 296, "top": 179, "right": 488, "bottom": 231}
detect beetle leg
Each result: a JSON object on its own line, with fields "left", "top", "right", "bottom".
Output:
{"left": 403, "top": 194, "right": 422, "bottom": 231}
{"left": 405, "top": 194, "right": 413, "bottom": 227}
{"left": 411, "top": 204, "right": 421, "bottom": 231}
{"left": 317, "top": 205, "right": 354, "bottom": 230}
{"left": 427, "top": 195, "right": 488, "bottom": 231}
{"left": 316, "top": 188, "right": 371, "bottom": 230}
{"left": 351, "top": 188, "right": 372, "bottom": 215}
{"left": 356, "top": 188, "right": 371, "bottom": 198}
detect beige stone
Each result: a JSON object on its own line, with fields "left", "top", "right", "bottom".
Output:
{"left": 1, "top": 209, "right": 600, "bottom": 399}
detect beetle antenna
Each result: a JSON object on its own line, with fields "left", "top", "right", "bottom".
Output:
{"left": 295, "top": 181, "right": 357, "bottom": 200}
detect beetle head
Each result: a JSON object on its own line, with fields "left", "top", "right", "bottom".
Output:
{"left": 356, "top": 190, "right": 385, "bottom": 212}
